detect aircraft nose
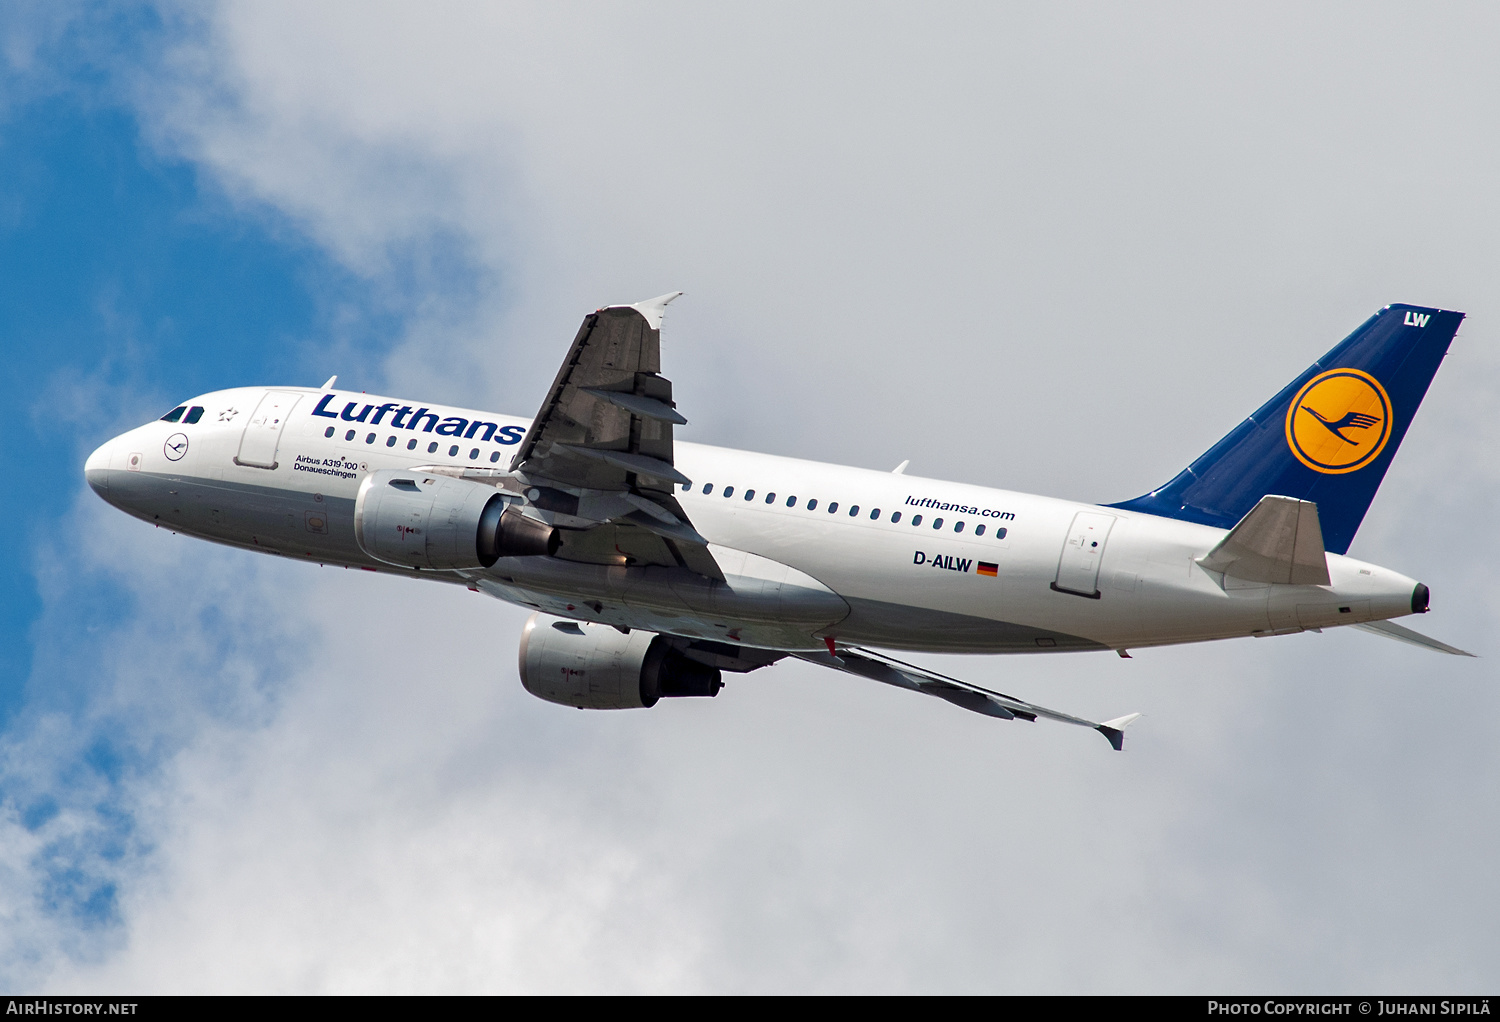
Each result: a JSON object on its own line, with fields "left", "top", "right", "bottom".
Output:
{"left": 84, "top": 439, "right": 113, "bottom": 498}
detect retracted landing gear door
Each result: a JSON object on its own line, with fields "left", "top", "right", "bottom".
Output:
{"left": 235, "top": 391, "right": 302, "bottom": 469}
{"left": 1052, "top": 511, "right": 1116, "bottom": 599}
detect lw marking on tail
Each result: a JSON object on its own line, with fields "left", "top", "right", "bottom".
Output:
{"left": 1404, "top": 311, "right": 1431, "bottom": 328}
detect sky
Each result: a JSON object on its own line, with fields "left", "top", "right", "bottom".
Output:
{"left": 1, "top": 0, "right": 1498, "bottom": 993}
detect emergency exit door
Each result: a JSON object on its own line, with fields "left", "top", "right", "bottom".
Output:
{"left": 235, "top": 391, "right": 302, "bottom": 469}
{"left": 1052, "top": 511, "right": 1116, "bottom": 599}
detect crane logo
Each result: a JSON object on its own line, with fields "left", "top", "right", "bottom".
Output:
{"left": 1285, "top": 368, "right": 1392, "bottom": 474}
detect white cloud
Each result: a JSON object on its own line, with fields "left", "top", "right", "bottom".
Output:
{"left": 7, "top": 0, "right": 1499, "bottom": 992}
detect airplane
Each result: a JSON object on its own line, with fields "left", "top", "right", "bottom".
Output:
{"left": 83, "top": 296, "right": 1473, "bottom": 750}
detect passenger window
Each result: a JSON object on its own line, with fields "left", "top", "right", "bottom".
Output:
{"left": 703, "top": 483, "right": 714, "bottom": 494}
{"left": 324, "top": 426, "right": 335, "bottom": 438}
{"left": 891, "top": 511, "right": 901, "bottom": 523}
{"left": 428, "top": 442, "right": 438, "bottom": 454}
{"left": 448, "top": 445, "right": 459, "bottom": 457}
{"left": 870, "top": 509, "right": 880, "bottom": 520}
{"left": 954, "top": 521, "right": 964, "bottom": 533}
{"left": 724, "top": 486, "right": 735, "bottom": 498}
{"left": 183, "top": 406, "right": 205, "bottom": 424}
{"left": 366, "top": 433, "right": 376, "bottom": 444}
{"left": 386, "top": 436, "right": 397, "bottom": 447}
{"left": 345, "top": 430, "right": 356, "bottom": 441}
{"left": 490, "top": 451, "right": 500, "bottom": 463}
{"left": 807, "top": 499, "right": 818, "bottom": 510}
{"left": 975, "top": 523, "right": 986, "bottom": 536}
{"left": 912, "top": 515, "right": 922, "bottom": 526}
{"left": 160, "top": 406, "right": 186, "bottom": 423}
{"left": 408, "top": 439, "right": 418, "bottom": 450}
{"left": 682, "top": 482, "right": 693, "bottom": 492}
{"left": 766, "top": 493, "right": 776, "bottom": 504}
{"left": 469, "top": 448, "right": 479, "bottom": 460}
{"left": 933, "top": 518, "right": 943, "bottom": 529}
{"left": 745, "top": 489, "right": 755, "bottom": 501}
{"left": 849, "top": 505, "right": 859, "bottom": 516}
{"left": 996, "top": 527, "right": 1008, "bottom": 539}
{"left": 786, "top": 496, "right": 797, "bottom": 507}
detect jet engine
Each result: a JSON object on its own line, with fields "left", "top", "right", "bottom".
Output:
{"left": 354, "top": 469, "right": 558, "bottom": 570}
{"left": 518, "top": 613, "right": 723, "bottom": 709}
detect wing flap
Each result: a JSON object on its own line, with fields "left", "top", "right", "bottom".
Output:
{"left": 554, "top": 444, "right": 691, "bottom": 486}
{"left": 582, "top": 388, "right": 688, "bottom": 424}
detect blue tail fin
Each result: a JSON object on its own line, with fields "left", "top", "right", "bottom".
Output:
{"left": 1110, "top": 304, "right": 1463, "bottom": 554}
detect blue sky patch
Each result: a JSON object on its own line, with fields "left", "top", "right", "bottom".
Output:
{"left": 0, "top": 18, "right": 468, "bottom": 951}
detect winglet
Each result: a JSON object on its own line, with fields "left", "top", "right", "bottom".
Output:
{"left": 321, "top": 375, "right": 338, "bottom": 390}
{"left": 892, "top": 459, "right": 909, "bottom": 475}
{"left": 1095, "top": 712, "right": 1143, "bottom": 751}
{"left": 626, "top": 292, "right": 684, "bottom": 331}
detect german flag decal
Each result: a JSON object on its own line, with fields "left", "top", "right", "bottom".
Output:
{"left": 976, "top": 561, "right": 998, "bottom": 577}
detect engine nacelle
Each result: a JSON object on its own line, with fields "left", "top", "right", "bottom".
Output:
{"left": 518, "top": 613, "right": 723, "bottom": 709}
{"left": 354, "top": 469, "right": 557, "bottom": 569}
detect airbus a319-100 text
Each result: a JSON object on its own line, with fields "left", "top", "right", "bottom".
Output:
{"left": 84, "top": 295, "right": 1472, "bottom": 749}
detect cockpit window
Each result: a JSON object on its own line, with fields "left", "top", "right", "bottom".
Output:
{"left": 160, "top": 406, "right": 187, "bottom": 423}
{"left": 183, "top": 406, "right": 205, "bottom": 424}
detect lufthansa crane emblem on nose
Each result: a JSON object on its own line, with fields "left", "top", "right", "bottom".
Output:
{"left": 164, "top": 433, "right": 189, "bottom": 461}
{"left": 1285, "top": 368, "right": 1392, "bottom": 475}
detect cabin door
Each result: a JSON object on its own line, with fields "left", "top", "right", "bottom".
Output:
{"left": 235, "top": 391, "right": 302, "bottom": 469}
{"left": 1052, "top": 511, "right": 1116, "bottom": 599}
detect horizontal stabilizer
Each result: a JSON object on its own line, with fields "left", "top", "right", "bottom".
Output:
{"left": 1352, "top": 620, "right": 1476, "bottom": 656}
{"left": 1197, "top": 494, "right": 1330, "bottom": 585}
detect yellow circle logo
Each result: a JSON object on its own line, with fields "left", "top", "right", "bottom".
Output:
{"left": 1285, "top": 368, "right": 1392, "bottom": 474}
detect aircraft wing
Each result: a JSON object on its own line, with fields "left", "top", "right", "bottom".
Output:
{"left": 502, "top": 292, "right": 723, "bottom": 580}
{"left": 795, "top": 645, "right": 1141, "bottom": 750}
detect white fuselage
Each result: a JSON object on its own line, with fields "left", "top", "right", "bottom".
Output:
{"left": 85, "top": 386, "right": 1423, "bottom": 655}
